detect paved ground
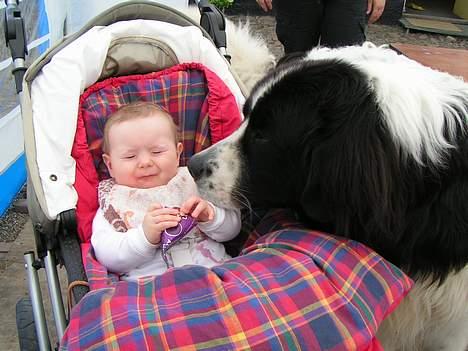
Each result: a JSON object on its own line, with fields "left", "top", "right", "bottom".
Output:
{"left": 0, "top": 12, "right": 467, "bottom": 350}
{"left": 0, "top": 221, "right": 67, "bottom": 350}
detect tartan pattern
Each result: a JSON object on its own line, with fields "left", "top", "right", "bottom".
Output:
{"left": 73, "top": 62, "right": 242, "bottom": 242}
{"left": 82, "top": 243, "right": 120, "bottom": 289}
{"left": 70, "top": 64, "right": 413, "bottom": 350}
{"left": 80, "top": 64, "right": 212, "bottom": 180}
{"left": 243, "top": 208, "right": 306, "bottom": 248}
{"left": 64, "top": 210, "right": 413, "bottom": 351}
{"left": 82, "top": 209, "right": 304, "bottom": 291}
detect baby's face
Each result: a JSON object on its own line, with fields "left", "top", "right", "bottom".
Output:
{"left": 103, "top": 114, "right": 182, "bottom": 188}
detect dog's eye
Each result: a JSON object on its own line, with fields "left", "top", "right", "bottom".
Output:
{"left": 250, "top": 129, "right": 268, "bottom": 142}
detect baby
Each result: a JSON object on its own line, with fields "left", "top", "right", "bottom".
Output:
{"left": 91, "top": 101, "right": 241, "bottom": 281}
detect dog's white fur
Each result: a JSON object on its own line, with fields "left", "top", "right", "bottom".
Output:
{"left": 307, "top": 43, "right": 468, "bottom": 166}
{"left": 194, "top": 122, "right": 248, "bottom": 208}
{"left": 190, "top": 44, "right": 468, "bottom": 350}
{"left": 192, "top": 120, "right": 250, "bottom": 209}
{"left": 180, "top": 7, "right": 276, "bottom": 92}
{"left": 378, "top": 268, "right": 468, "bottom": 351}
{"left": 252, "top": 42, "right": 468, "bottom": 166}
{"left": 225, "top": 17, "right": 276, "bottom": 92}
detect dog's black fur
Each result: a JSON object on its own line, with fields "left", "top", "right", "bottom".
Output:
{"left": 188, "top": 47, "right": 468, "bottom": 349}
{"left": 191, "top": 56, "right": 468, "bottom": 283}
{"left": 241, "top": 58, "right": 468, "bottom": 282}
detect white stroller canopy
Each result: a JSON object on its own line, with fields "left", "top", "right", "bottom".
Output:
{"left": 23, "top": 19, "right": 245, "bottom": 220}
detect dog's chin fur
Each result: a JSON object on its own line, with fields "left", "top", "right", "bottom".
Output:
{"left": 189, "top": 43, "right": 468, "bottom": 350}
{"left": 179, "top": 6, "right": 275, "bottom": 92}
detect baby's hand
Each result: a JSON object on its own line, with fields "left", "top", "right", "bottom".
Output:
{"left": 143, "top": 204, "right": 180, "bottom": 245}
{"left": 180, "top": 196, "right": 215, "bottom": 223}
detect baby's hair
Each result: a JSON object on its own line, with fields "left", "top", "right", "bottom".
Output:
{"left": 102, "top": 101, "right": 179, "bottom": 154}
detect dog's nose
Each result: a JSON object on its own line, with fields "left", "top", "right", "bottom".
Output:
{"left": 187, "top": 151, "right": 213, "bottom": 180}
{"left": 188, "top": 154, "right": 205, "bottom": 181}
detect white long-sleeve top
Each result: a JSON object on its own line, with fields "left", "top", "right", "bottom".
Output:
{"left": 91, "top": 168, "right": 241, "bottom": 281}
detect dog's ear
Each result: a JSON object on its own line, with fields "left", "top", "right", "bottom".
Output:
{"left": 299, "top": 104, "right": 404, "bottom": 240}
{"left": 299, "top": 181, "right": 334, "bottom": 224}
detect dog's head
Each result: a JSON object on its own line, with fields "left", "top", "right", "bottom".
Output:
{"left": 189, "top": 44, "right": 468, "bottom": 279}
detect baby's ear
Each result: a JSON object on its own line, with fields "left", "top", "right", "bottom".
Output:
{"left": 102, "top": 153, "right": 113, "bottom": 175}
{"left": 177, "top": 142, "right": 183, "bottom": 157}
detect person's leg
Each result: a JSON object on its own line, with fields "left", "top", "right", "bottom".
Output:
{"left": 275, "top": 0, "right": 323, "bottom": 54}
{"left": 320, "top": 0, "right": 367, "bottom": 48}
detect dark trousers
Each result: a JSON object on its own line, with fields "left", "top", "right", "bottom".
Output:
{"left": 275, "top": 0, "right": 368, "bottom": 54}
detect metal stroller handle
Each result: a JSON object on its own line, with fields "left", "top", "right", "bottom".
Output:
{"left": 3, "top": 0, "right": 28, "bottom": 93}
{"left": 195, "top": 0, "right": 231, "bottom": 63}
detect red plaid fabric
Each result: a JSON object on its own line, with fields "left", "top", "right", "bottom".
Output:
{"left": 65, "top": 210, "right": 413, "bottom": 351}
{"left": 81, "top": 243, "right": 120, "bottom": 289}
{"left": 68, "top": 63, "right": 413, "bottom": 351}
{"left": 72, "top": 63, "right": 242, "bottom": 242}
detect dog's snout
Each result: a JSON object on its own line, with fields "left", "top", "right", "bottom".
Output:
{"left": 188, "top": 156, "right": 201, "bottom": 180}
{"left": 188, "top": 154, "right": 211, "bottom": 181}
{"left": 189, "top": 147, "right": 220, "bottom": 181}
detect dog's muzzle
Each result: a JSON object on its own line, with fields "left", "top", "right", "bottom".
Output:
{"left": 187, "top": 140, "right": 242, "bottom": 209}
{"left": 187, "top": 148, "right": 216, "bottom": 181}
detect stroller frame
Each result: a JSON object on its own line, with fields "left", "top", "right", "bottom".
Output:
{"left": 4, "top": 1, "right": 243, "bottom": 349}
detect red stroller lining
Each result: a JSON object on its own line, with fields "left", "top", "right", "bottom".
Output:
{"left": 72, "top": 63, "right": 242, "bottom": 243}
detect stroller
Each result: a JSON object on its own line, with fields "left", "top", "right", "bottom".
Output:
{"left": 7, "top": 0, "right": 247, "bottom": 348}
{"left": 6, "top": 1, "right": 413, "bottom": 350}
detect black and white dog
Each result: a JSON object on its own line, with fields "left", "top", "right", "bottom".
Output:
{"left": 188, "top": 44, "right": 468, "bottom": 350}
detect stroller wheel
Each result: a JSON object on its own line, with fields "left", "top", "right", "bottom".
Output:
{"left": 16, "top": 297, "right": 39, "bottom": 351}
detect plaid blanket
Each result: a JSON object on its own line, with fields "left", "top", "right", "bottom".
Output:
{"left": 65, "top": 210, "right": 412, "bottom": 351}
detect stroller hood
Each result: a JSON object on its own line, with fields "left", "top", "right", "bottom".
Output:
{"left": 22, "top": 18, "right": 245, "bottom": 221}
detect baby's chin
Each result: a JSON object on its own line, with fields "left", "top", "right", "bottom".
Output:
{"left": 134, "top": 175, "right": 172, "bottom": 189}
{"left": 135, "top": 178, "right": 167, "bottom": 189}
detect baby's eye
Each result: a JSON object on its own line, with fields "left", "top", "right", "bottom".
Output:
{"left": 123, "top": 155, "right": 135, "bottom": 159}
{"left": 152, "top": 150, "right": 163, "bottom": 154}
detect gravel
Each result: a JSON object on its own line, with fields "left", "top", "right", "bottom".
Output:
{"left": 0, "top": 14, "right": 466, "bottom": 243}
{"left": 0, "top": 186, "right": 28, "bottom": 242}
{"left": 230, "top": 15, "right": 468, "bottom": 59}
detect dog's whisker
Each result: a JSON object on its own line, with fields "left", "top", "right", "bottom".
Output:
{"left": 232, "top": 189, "right": 251, "bottom": 209}
{"left": 232, "top": 189, "right": 253, "bottom": 222}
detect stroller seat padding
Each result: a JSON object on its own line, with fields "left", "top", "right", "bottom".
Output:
{"left": 26, "top": 19, "right": 245, "bottom": 221}
{"left": 73, "top": 62, "right": 242, "bottom": 242}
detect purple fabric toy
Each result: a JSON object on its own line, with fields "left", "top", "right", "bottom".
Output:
{"left": 161, "top": 213, "right": 197, "bottom": 267}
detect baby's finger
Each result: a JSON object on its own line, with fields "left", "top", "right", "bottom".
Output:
{"left": 153, "top": 214, "right": 181, "bottom": 224}
{"left": 147, "top": 203, "right": 163, "bottom": 212}
{"left": 180, "top": 196, "right": 199, "bottom": 214}
{"left": 191, "top": 201, "right": 206, "bottom": 218}
{"left": 207, "top": 205, "right": 214, "bottom": 221}
{"left": 158, "top": 221, "right": 182, "bottom": 232}
{"left": 201, "top": 203, "right": 215, "bottom": 221}
{"left": 152, "top": 207, "right": 180, "bottom": 217}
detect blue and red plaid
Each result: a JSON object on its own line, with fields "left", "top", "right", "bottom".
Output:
{"left": 82, "top": 64, "right": 210, "bottom": 179}
{"left": 73, "top": 63, "right": 242, "bottom": 242}
{"left": 70, "top": 64, "right": 413, "bottom": 351}
{"left": 65, "top": 210, "right": 412, "bottom": 351}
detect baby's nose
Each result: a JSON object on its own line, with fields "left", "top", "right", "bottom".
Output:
{"left": 138, "top": 155, "right": 154, "bottom": 167}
